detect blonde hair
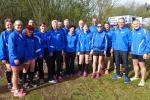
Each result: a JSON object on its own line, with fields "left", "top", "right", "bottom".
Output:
{"left": 51, "top": 20, "right": 58, "bottom": 25}
{"left": 14, "top": 20, "right": 23, "bottom": 26}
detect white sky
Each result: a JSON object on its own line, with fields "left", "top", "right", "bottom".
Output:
{"left": 119, "top": 0, "right": 150, "bottom": 5}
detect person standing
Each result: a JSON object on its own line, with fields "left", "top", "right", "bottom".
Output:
{"left": 130, "top": 19, "right": 150, "bottom": 86}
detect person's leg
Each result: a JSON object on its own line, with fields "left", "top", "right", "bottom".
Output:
{"left": 114, "top": 50, "right": 120, "bottom": 75}
{"left": 5, "top": 63, "right": 12, "bottom": 89}
{"left": 56, "top": 52, "right": 63, "bottom": 80}
{"left": 29, "top": 59, "right": 35, "bottom": 83}
{"left": 22, "top": 63, "right": 30, "bottom": 86}
{"left": 70, "top": 53, "right": 76, "bottom": 76}
{"left": 121, "top": 51, "right": 129, "bottom": 77}
{"left": 65, "top": 53, "right": 70, "bottom": 76}
{"left": 78, "top": 54, "right": 84, "bottom": 75}
{"left": 132, "top": 59, "right": 139, "bottom": 78}
{"left": 92, "top": 55, "right": 98, "bottom": 78}
{"left": 83, "top": 54, "right": 89, "bottom": 76}
{"left": 139, "top": 61, "right": 146, "bottom": 81}
{"left": 37, "top": 58, "right": 44, "bottom": 81}
{"left": 98, "top": 55, "right": 103, "bottom": 73}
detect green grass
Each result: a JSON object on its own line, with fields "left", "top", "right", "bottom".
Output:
{"left": 0, "top": 60, "right": 150, "bottom": 100}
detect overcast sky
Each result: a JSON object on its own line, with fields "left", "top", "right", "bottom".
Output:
{"left": 119, "top": 0, "right": 150, "bottom": 5}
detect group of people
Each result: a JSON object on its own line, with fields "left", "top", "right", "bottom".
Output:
{"left": 0, "top": 17, "right": 150, "bottom": 97}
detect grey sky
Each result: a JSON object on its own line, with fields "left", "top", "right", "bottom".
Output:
{"left": 119, "top": 0, "right": 150, "bottom": 5}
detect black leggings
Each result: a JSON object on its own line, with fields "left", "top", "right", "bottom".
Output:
{"left": 65, "top": 52, "right": 76, "bottom": 75}
{"left": 35, "top": 48, "right": 53, "bottom": 80}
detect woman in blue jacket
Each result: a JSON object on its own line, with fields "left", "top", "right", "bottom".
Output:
{"left": 90, "top": 23, "right": 107, "bottom": 78}
{"left": 77, "top": 24, "right": 93, "bottom": 77}
{"left": 48, "top": 20, "right": 65, "bottom": 81}
{"left": 22, "top": 25, "right": 42, "bottom": 88}
{"left": 35, "top": 22, "right": 57, "bottom": 84}
{"left": 8, "top": 20, "right": 26, "bottom": 97}
{"left": 64, "top": 25, "right": 78, "bottom": 77}
{"left": 0, "top": 18, "right": 13, "bottom": 89}
{"left": 130, "top": 20, "right": 150, "bottom": 86}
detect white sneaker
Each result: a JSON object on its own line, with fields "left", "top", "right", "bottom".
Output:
{"left": 138, "top": 80, "right": 145, "bottom": 87}
{"left": 130, "top": 77, "right": 139, "bottom": 81}
{"left": 48, "top": 80, "right": 57, "bottom": 84}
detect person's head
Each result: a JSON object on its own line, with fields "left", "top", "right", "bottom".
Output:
{"left": 69, "top": 25, "right": 76, "bottom": 35}
{"left": 51, "top": 20, "right": 58, "bottom": 30}
{"left": 14, "top": 20, "right": 23, "bottom": 33}
{"left": 113, "top": 22, "right": 118, "bottom": 29}
{"left": 40, "top": 22, "right": 47, "bottom": 33}
{"left": 4, "top": 18, "right": 13, "bottom": 32}
{"left": 83, "top": 24, "right": 89, "bottom": 32}
{"left": 104, "top": 22, "right": 110, "bottom": 31}
{"left": 97, "top": 23, "right": 103, "bottom": 32}
{"left": 25, "top": 25, "right": 34, "bottom": 37}
{"left": 78, "top": 20, "right": 84, "bottom": 29}
{"left": 92, "top": 18, "right": 98, "bottom": 26}
{"left": 64, "top": 19, "right": 69, "bottom": 28}
{"left": 28, "top": 20, "right": 35, "bottom": 27}
{"left": 118, "top": 18, "right": 125, "bottom": 28}
{"left": 132, "top": 19, "right": 141, "bottom": 30}
{"left": 58, "top": 21, "right": 63, "bottom": 29}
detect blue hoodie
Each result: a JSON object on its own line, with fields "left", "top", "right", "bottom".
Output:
{"left": 23, "top": 34, "right": 42, "bottom": 61}
{"left": 77, "top": 31, "right": 93, "bottom": 52}
{"left": 75, "top": 27, "right": 83, "bottom": 35}
{"left": 89, "top": 25, "right": 97, "bottom": 33}
{"left": 91, "top": 30, "right": 107, "bottom": 52}
{"left": 112, "top": 27, "right": 131, "bottom": 51}
{"left": 131, "top": 27, "right": 150, "bottom": 55}
{"left": 0, "top": 30, "right": 12, "bottom": 61}
{"left": 105, "top": 29, "right": 114, "bottom": 49}
{"left": 48, "top": 29, "right": 65, "bottom": 52}
{"left": 65, "top": 32, "right": 78, "bottom": 53}
{"left": 8, "top": 30, "right": 26, "bottom": 64}
{"left": 63, "top": 27, "right": 69, "bottom": 35}
{"left": 34, "top": 31, "right": 50, "bottom": 55}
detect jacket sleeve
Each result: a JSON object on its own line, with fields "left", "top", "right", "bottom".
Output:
{"left": 104, "top": 34, "right": 108, "bottom": 51}
{"left": 144, "top": 30, "right": 150, "bottom": 53}
{"left": 128, "top": 30, "right": 132, "bottom": 51}
{"left": 0, "top": 33, "right": 6, "bottom": 60}
{"left": 8, "top": 34, "right": 18, "bottom": 60}
{"left": 46, "top": 33, "right": 55, "bottom": 53}
{"left": 91, "top": 33, "right": 95, "bottom": 50}
{"left": 34, "top": 37, "right": 42, "bottom": 57}
{"left": 76, "top": 35, "right": 80, "bottom": 52}
{"left": 112, "top": 30, "right": 116, "bottom": 49}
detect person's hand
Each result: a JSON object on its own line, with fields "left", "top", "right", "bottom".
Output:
{"left": 62, "top": 50, "right": 65, "bottom": 56}
{"left": 2, "top": 60, "right": 7, "bottom": 64}
{"left": 90, "top": 50, "right": 93, "bottom": 55}
{"left": 110, "top": 48, "right": 113, "bottom": 54}
{"left": 39, "top": 55, "right": 43, "bottom": 58}
{"left": 14, "top": 59, "right": 20, "bottom": 65}
{"left": 143, "top": 54, "right": 148, "bottom": 59}
{"left": 49, "top": 52, "right": 53, "bottom": 56}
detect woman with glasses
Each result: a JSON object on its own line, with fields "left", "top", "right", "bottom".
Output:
{"left": 90, "top": 23, "right": 108, "bottom": 78}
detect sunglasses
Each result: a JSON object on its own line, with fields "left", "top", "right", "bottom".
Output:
{"left": 97, "top": 26, "right": 103, "bottom": 27}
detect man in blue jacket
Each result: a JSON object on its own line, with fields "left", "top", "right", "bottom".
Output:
{"left": 89, "top": 18, "right": 98, "bottom": 33}
{"left": 75, "top": 20, "right": 84, "bottom": 35}
{"left": 112, "top": 18, "right": 131, "bottom": 84}
{"left": 130, "top": 19, "right": 150, "bottom": 86}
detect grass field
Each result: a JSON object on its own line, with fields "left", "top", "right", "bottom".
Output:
{"left": 0, "top": 60, "right": 150, "bottom": 100}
